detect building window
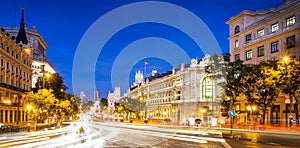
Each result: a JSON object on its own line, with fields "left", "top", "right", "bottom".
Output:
{"left": 271, "top": 23, "right": 279, "bottom": 33}
{"left": 234, "top": 40, "right": 239, "bottom": 48}
{"left": 235, "top": 104, "right": 240, "bottom": 111}
{"left": 234, "top": 54, "right": 240, "bottom": 61}
{"left": 286, "top": 35, "right": 295, "bottom": 49}
{"left": 286, "top": 16, "right": 295, "bottom": 27}
{"left": 246, "top": 50, "right": 252, "bottom": 60}
{"left": 257, "top": 46, "right": 264, "bottom": 57}
{"left": 0, "top": 59, "right": 3, "bottom": 67}
{"left": 234, "top": 25, "right": 240, "bottom": 34}
{"left": 257, "top": 29, "right": 264, "bottom": 38}
{"left": 271, "top": 41, "right": 279, "bottom": 53}
{"left": 202, "top": 76, "right": 214, "bottom": 100}
{"left": 245, "top": 34, "right": 252, "bottom": 42}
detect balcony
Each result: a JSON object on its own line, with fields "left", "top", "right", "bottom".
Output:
{"left": 244, "top": 23, "right": 300, "bottom": 47}
{"left": 0, "top": 83, "right": 29, "bottom": 92}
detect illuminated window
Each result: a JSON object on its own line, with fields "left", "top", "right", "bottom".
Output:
{"left": 257, "top": 46, "right": 264, "bottom": 57}
{"left": 271, "top": 23, "right": 279, "bottom": 33}
{"left": 286, "top": 16, "right": 295, "bottom": 27}
{"left": 246, "top": 50, "right": 252, "bottom": 60}
{"left": 202, "top": 76, "right": 214, "bottom": 100}
{"left": 257, "top": 29, "right": 264, "bottom": 37}
{"left": 271, "top": 41, "right": 279, "bottom": 53}
{"left": 234, "top": 40, "right": 239, "bottom": 48}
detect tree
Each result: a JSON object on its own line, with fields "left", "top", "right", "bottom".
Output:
{"left": 120, "top": 97, "right": 145, "bottom": 112}
{"left": 240, "top": 64, "right": 258, "bottom": 106}
{"left": 221, "top": 60, "right": 245, "bottom": 116}
{"left": 278, "top": 57, "right": 300, "bottom": 124}
{"left": 34, "top": 73, "right": 67, "bottom": 100}
{"left": 244, "top": 61, "right": 279, "bottom": 124}
{"left": 57, "top": 100, "right": 72, "bottom": 121}
{"left": 25, "top": 89, "right": 58, "bottom": 123}
{"left": 115, "top": 103, "right": 125, "bottom": 114}
{"left": 100, "top": 98, "right": 108, "bottom": 109}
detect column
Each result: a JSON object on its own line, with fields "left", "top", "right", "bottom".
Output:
{"left": 3, "top": 110, "right": 6, "bottom": 123}
{"left": 20, "top": 110, "right": 23, "bottom": 122}
{"left": 12, "top": 110, "right": 15, "bottom": 123}
{"left": 7, "top": 110, "right": 10, "bottom": 123}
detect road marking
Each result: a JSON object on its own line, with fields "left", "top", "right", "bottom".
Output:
{"left": 221, "top": 141, "right": 232, "bottom": 148}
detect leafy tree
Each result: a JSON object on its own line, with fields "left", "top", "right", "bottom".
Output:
{"left": 243, "top": 61, "right": 280, "bottom": 124}
{"left": 34, "top": 73, "right": 67, "bottom": 100}
{"left": 100, "top": 98, "right": 108, "bottom": 109}
{"left": 57, "top": 100, "right": 71, "bottom": 121}
{"left": 115, "top": 103, "right": 125, "bottom": 113}
{"left": 278, "top": 57, "right": 300, "bottom": 123}
{"left": 221, "top": 60, "right": 245, "bottom": 116}
{"left": 240, "top": 64, "right": 258, "bottom": 106}
{"left": 25, "top": 89, "right": 58, "bottom": 123}
{"left": 120, "top": 97, "right": 145, "bottom": 112}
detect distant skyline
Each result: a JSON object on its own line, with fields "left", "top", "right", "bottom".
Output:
{"left": 0, "top": 0, "right": 283, "bottom": 99}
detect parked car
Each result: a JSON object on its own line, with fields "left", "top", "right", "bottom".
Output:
{"left": 0, "top": 124, "right": 12, "bottom": 133}
{"left": 195, "top": 118, "right": 202, "bottom": 126}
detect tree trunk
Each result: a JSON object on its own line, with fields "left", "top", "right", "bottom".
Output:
{"left": 292, "top": 94, "right": 298, "bottom": 125}
{"left": 261, "top": 110, "right": 266, "bottom": 124}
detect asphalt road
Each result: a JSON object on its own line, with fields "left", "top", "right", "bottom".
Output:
{"left": 1, "top": 117, "right": 298, "bottom": 148}
{"left": 90, "top": 122, "right": 228, "bottom": 148}
{"left": 207, "top": 128, "right": 300, "bottom": 147}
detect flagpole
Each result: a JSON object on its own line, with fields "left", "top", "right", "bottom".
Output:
{"left": 144, "top": 61, "right": 148, "bottom": 80}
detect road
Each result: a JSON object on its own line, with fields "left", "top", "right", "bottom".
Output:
{"left": 0, "top": 121, "right": 230, "bottom": 148}
{"left": 0, "top": 115, "right": 298, "bottom": 148}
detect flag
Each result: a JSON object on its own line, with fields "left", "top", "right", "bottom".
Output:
{"left": 145, "top": 61, "right": 149, "bottom": 66}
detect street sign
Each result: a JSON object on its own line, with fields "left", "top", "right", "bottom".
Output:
{"left": 228, "top": 110, "right": 235, "bottom": 117}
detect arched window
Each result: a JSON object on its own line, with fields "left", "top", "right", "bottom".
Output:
{"left": 234, "top": 25, "right": 240, "bottom": 34}
{"left": 202, "top": 76, "right": 214, "bottom": 101}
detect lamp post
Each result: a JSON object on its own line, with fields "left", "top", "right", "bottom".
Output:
{"left": 283, "top": 56, "right": 290, "bottom": 125}
{"left": 43, "top": 72, "right": 51, "bottom": 89}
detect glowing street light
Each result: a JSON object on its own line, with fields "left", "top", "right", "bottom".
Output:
{"left": 26, "top": 105, "right": 32, "bottom": 110}
{"left": 43, "top": 72, "right": 51, "bottom": 88}
{"left": 283, "top": 56, "right": 289, "bottom": 63}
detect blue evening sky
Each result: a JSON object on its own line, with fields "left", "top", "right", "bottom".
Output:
{"left": 0, "top": 0, "right": 282, "bottom": 99}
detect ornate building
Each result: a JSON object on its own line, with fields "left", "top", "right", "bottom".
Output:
{"left": 126, "top": 55, "right": 224, "bottom": 124}
{"left": 107, "top": 87, "right": 121, "bottom": 112}
{"left": 4, "top": 6, "right": 55, "bottom": 88}
{"left": 226, "top": 0, "right": 300, "bottom": 124}
{"left": 0, "top": 23, "right": 32, "bottom": 125}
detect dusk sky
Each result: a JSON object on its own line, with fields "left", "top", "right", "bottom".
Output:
{"left": 1, "top": 0, "right": 283, "bottom": 99}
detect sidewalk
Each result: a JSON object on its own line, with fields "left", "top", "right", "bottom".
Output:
{"left": 122, "top": 119, "right": 300, "bottom": 135}
{"left": 214, "top": 123, "right": 300, "bottom": 135}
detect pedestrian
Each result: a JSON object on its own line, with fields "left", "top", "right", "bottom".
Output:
{"left": 182, "top": 116, "right": 186, "bottom": 126}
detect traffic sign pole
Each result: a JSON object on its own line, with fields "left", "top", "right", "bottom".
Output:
{"left": 228, "top": 110, "right": 235, "bottom": 135}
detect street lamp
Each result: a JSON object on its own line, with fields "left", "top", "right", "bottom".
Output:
{"left": 283, "top": 56, "right": 289, "bottom": 63}
{"left": 43, "top": 72, "right": 51, "bottom": 89}
{"left": 200, "top": 107, "right": 206, "bottom": 125}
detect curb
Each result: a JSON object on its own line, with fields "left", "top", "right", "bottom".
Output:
{"left": 222, "top": 133, "right": 281, "bottom": 146}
